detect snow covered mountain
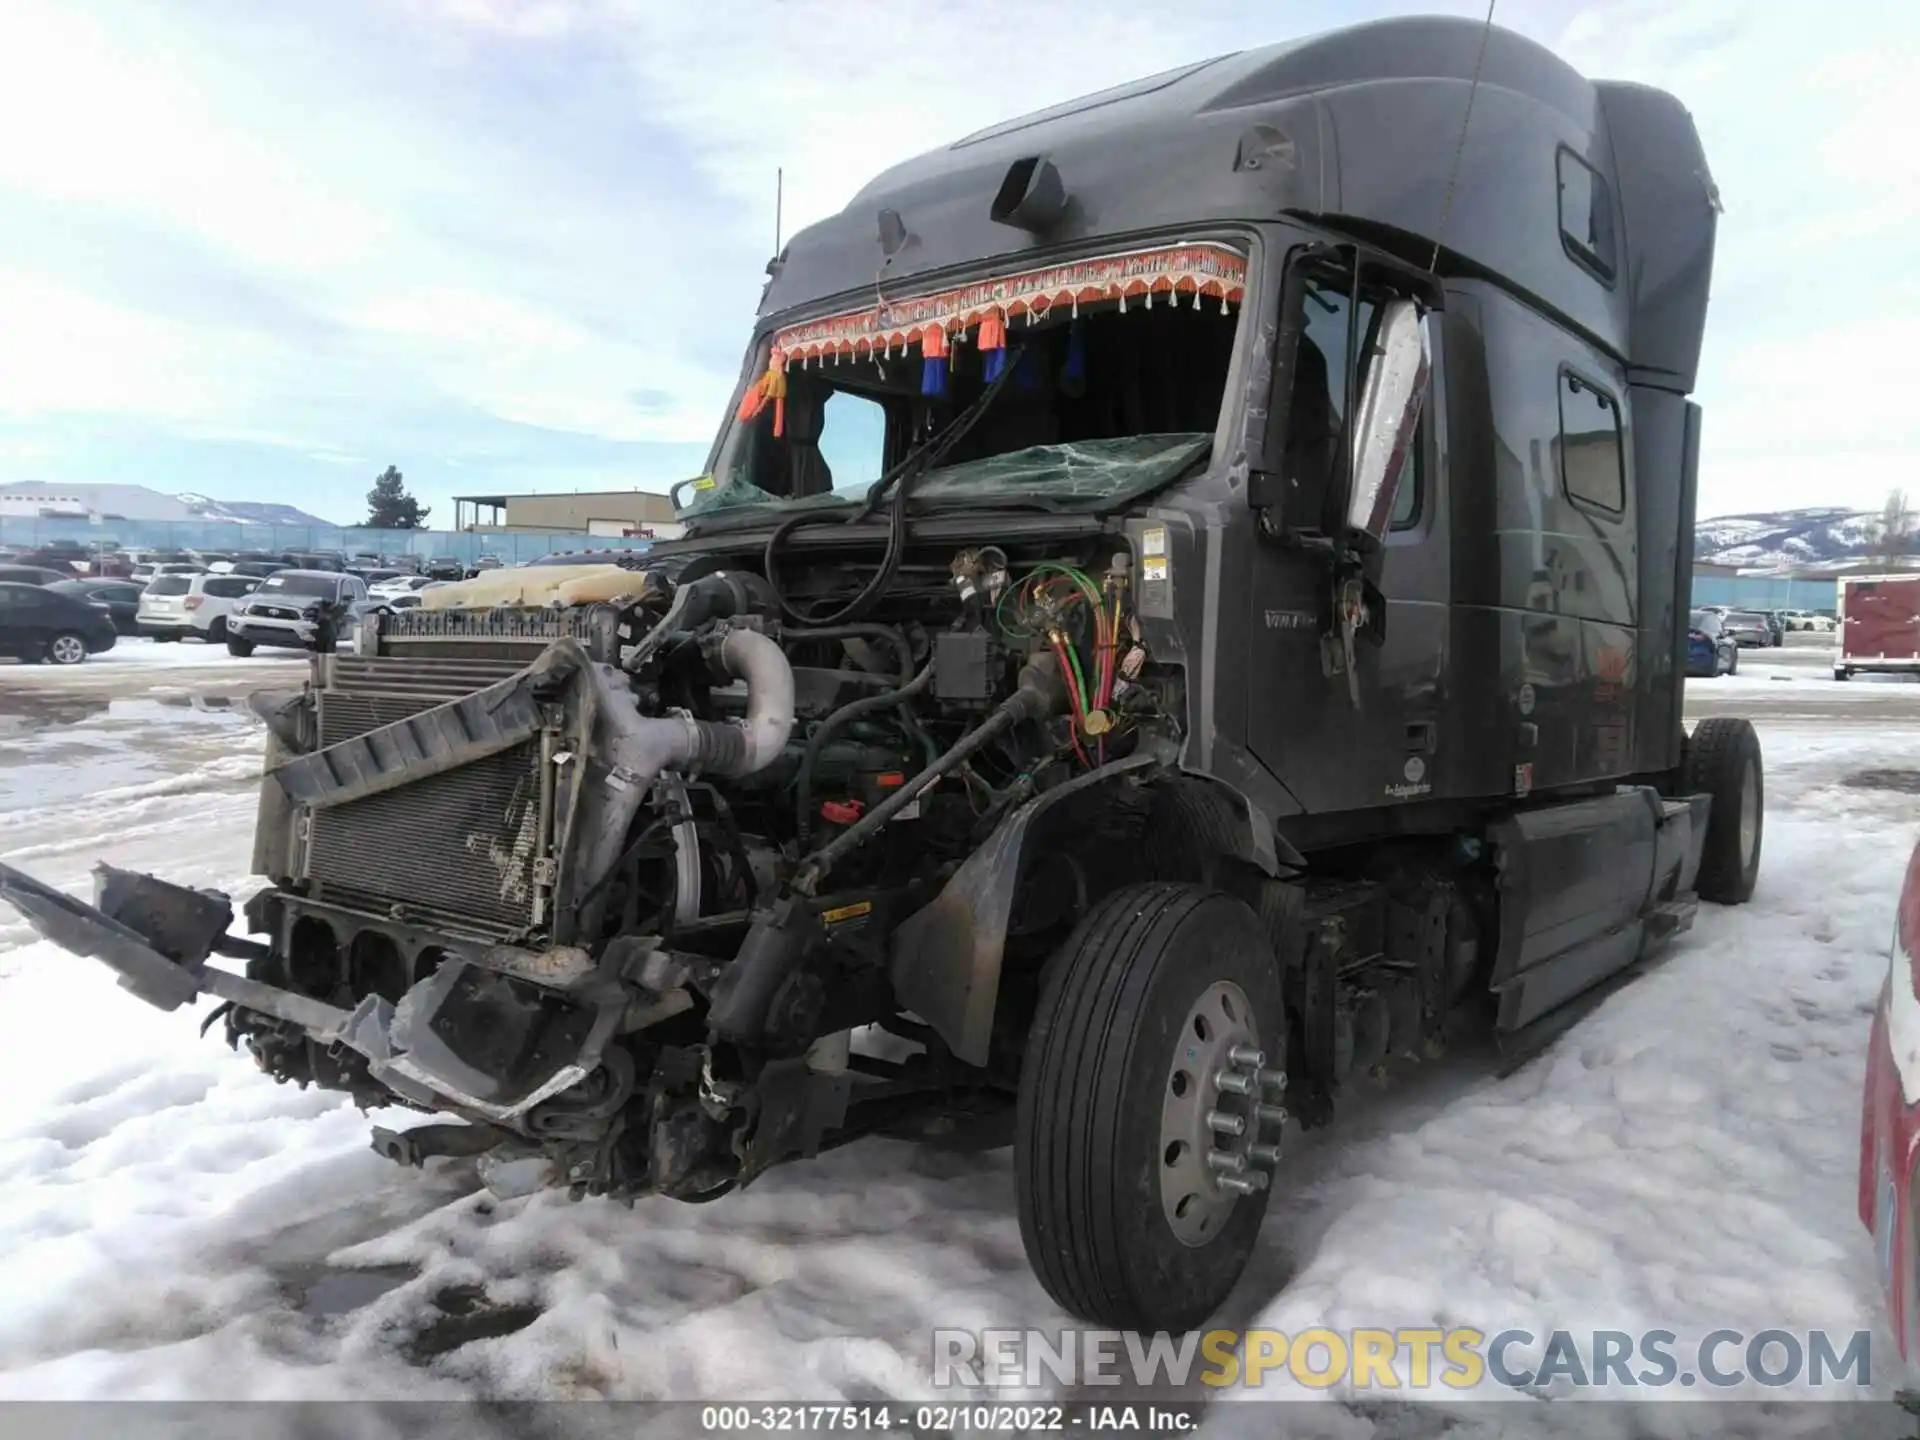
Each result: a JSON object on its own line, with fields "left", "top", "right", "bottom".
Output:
{"left": 1694, "top": 506, "right": 1883, "bottom": 569}
{"left": 174, "top": 493, "right": 336, "bottom": 528}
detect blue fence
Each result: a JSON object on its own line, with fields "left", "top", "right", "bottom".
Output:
{"left": 1689, "top": 574, "right": 1838, "bottom": 613}
{"left": 0, "top": 517, "right": 651, "bottom": 566}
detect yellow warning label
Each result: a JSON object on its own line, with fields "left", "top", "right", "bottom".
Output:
{"left": 822, "top": 901, "right": 874, "bottom": 925}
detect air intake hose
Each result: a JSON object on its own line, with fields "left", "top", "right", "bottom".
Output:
{"left": 569, "top": 626, "right": 794, "bottom": 930}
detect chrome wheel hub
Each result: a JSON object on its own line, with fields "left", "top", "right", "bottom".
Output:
{"left": 1159, "top": 979, "right": 1287, "bottom": 1246}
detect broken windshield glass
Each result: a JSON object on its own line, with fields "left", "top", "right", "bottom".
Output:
{"left": 677, "top": 433, "right": 1211, "bottom": 522}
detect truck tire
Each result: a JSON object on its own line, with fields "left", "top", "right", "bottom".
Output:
{"left": 1015, "top": 882, "right": 1284, "bottom": 1331}
{"left": 1726, "top": 647, "right": 1738, "bottom": 675}
{"left": 226, "top": 638, "right": 255, "bottom": 657}
{"left": 1685, "top": 717, "right": 1763, "bottom": 905}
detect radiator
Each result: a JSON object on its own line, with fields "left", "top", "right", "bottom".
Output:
{"left": 302, "top": 652, "right": 549, "bottom": 937}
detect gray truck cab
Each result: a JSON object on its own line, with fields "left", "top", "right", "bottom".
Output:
{"left": 0, "top": 16, "right": 1758, "bottom": 1334}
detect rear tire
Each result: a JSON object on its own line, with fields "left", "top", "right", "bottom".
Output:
{"left": 1727, "top": 648, "right": 1738, "bottom": 675}
{"left": 46, "top": 631, "right": 88, "bottom": 666}
{"left": 1015, "top": 882, "right": 1284, "bottom": 1332}
{"left": 226, "top": 638, "right": 255, "bottom": 657}
{"left": 1835, "top": 667, "right": 1852, "bottom": 682}
{"left": 1685, "top": 717, "right": 1763, "bottom": 905}
{"left": 207, "top": 617, "right": 228, "bottom": 643}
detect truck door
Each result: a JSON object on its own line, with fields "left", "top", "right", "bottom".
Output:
{"left": 1245, "top": 257, "right": 1450, "bottom": 816}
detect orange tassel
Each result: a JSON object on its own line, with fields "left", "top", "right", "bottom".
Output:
{"left": 735, "top": 348, "right": 790, "bottom": 436}
{"left": 921, "top": 324, "right": 948, "bottom": 360}
{"left": 978, "top": 310, "right": 1005, "bottom": 353}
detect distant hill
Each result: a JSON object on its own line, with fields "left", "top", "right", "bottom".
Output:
{"left": 1694, "top": 506, "right": 1885, "bottom": 569}
{"left": 175, "top": 493, "right": 336, "bottom": 528}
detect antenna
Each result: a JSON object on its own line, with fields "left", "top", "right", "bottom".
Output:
{"left": 1429, "top": 0, "right": 1498, "bottom": 272}
{"left": 774, "top": 167, "right": 784, "bottom": 258}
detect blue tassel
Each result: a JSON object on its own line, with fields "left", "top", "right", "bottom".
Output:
{"left": 1014, "top": 347, "right": 1040, "bottom": 392}
{"left": 983, "top": 347, "right": 1007, "bottom": 382}
{"left": 1059, "top": 319, "right": 1086, "bottom": 398}
{"left": 921, "top": 354, "right": 948, "bottom": 396}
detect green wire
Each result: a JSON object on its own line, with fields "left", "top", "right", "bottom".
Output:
{"left": 1062, "top": 636, "right": 1092, "bottom": 714}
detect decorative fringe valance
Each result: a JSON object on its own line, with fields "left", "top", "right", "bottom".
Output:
{"left": 768, "top": 241, "right": 1247, "bottom": 371}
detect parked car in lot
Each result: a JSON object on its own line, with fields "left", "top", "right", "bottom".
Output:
{"left": 137, "top": 573, "right": 262, "bottom": 643}
{"left": 1721, "top": 610, "right": 1772, "bottom": 648}
{"left": 13, "top": 549, "right": 81, "bottom": 576}
{"left": 1685, "top": 609, "right": 1739, "bottom": 677}
{"left": 0, "top": 582, "right": 117, "bottom": 664}
{"left": 368, "top": 573, "right": 434, "bottom": 599}
{"left": 225, "top": 569, "right": 367, "bottom": 655}
{"left": 423, "top": 555, "right": 466, "bottom": 581}
{"left": 130, "top": 561, "right": 206, "bottom": 584}
{"left": 46, "top": 579, "right": 144, "bottom": 636}
{"left": 0, "top": 565, "right": 72, "bottom": 587}
{"left": 1759, "top": 611, "right": 1787, "bottom": 646}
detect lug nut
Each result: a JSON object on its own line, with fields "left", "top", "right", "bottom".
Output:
{"left": 1217, "top": 1171, "right": 1269, "bottom": 1196}
{"left": 1206, "top": 1149, "right": 1247, "bottom": 1174}
{"left": 1255, "top": 1103, "right": 1289, "bottom": 1127}
{"left": 1206, "top": 1110, "right": 1246, "bottom": 1137}
{"left": 1247, "top": 1143, "right": 1282, "bottom": 1167}
{"left": 1228, "top": 1045, "right": 1266, "bottom": 1068}
{"left": 1256, "top": 1067, "right": 1288, "bottom": 1091}
{"left": 1213, "top": 1069, "right": 1254, "bottom": 1095}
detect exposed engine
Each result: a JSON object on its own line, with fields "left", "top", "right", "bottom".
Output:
{"left": 158, "top": 542, "right": 1179, "bottom": 1202}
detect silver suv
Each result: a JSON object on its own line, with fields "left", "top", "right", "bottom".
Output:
{"left": 225, "top": 570, "right": 367, "bottom": 656}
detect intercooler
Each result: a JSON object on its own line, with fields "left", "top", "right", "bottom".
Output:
{"left": 295, "top": 606, "right": 627, "bottom": 939}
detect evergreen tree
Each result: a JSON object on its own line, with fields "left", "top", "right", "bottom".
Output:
{"left": 365, "top": 466, "right": 429, "bottom": 529}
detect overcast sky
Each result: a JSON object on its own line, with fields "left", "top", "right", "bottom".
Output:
{"left": 0, "top": 0, "right": 1910, "bottom": 526}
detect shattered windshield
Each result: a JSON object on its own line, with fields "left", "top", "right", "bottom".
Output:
{"left": 678, "top": 434, "right": 1212, "bottom": 521}
{"left": 685, "top": 240, "right": 1247, "bottom": 526}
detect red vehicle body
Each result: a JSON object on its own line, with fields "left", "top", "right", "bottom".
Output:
{"left": 1837, "top": 573, "right": 1920, "bottom": 681}
{"left": 1860, "top": 840, "right": 1920, "bottom": 1364}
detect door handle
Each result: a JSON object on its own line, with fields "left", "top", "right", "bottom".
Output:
{"left": 1405, "top": 721, "right": 1437, "bottom": 754}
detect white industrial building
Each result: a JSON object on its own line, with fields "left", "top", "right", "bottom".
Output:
{"left": 0, "top": 482, "right": 200, "bottom": 522}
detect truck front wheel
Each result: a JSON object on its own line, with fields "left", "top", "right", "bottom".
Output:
{"left": 1685, "top": 717, "right": 1763, "bottom": 904}
{"left": 1015, "top": 882, "right": 1285, "bottom": 1331}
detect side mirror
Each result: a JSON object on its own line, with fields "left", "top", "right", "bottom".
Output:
{"left": 1345, "top": 299, "right": 1431, "bottom": 543}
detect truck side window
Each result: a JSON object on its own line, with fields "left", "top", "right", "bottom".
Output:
{"left": 1557, "top": 147, "right": 1617, "bottom": 282}
{"left": 1282, "top": 280, "right": 1371, "bottom": 531}
{"left": 1558, "top": 370, "right": 1625, "bottom": 514}
{"left": 1284, "top": 274, "right": 1428, "bottom": 533}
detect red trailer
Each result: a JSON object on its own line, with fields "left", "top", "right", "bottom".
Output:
{"left": 1837, "top": 572, "right": 1920, "bottom": 680}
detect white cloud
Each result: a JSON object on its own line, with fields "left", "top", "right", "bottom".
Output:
{"left": 0, "top": 0, "right": 1912, "bottom": 524}
{"left": 0, "top": 270, "right": 211, "bottom": 420}
{"left": 0, "top": 1, "right": 390, "bottom": 272}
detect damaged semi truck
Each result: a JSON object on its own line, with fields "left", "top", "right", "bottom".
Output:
{"left": 0, "top": 16, "right": 1756, "bottom": 1332}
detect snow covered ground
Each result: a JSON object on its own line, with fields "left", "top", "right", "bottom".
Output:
{"left": 0, "top": 640, "right": 1916, "bottom": 1434}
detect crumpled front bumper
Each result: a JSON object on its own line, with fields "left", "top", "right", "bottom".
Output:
{"left": 0, "top": 860, "right": 613, "bottom": 1126}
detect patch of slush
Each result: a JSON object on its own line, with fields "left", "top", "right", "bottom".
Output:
{"left": 0, "top": 704, "right": 1909, "bottom": 1434}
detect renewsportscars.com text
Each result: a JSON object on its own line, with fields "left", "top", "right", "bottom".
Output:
{"left": 933, "top": 1327, "right": 1874, "bottom": 1391}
